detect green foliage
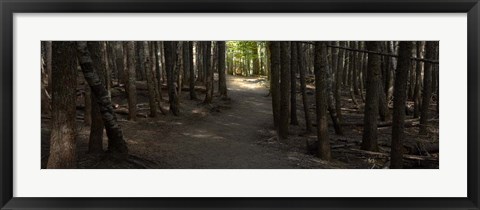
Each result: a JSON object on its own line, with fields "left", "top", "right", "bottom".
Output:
{"left": 227, "top": 41, "right": 264, "bottom": 60}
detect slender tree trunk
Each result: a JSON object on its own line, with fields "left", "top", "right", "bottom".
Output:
{"left": 361, "top": 41, "right": 381, "bottom": 152}
{"left": 86, "top": 42, "right": 106, "bottom": 153}
{"left": 358, "top": 42, "right": 366, "bottom": 102}
{"left": 269, "top": 42, "right": 281, "bottom": 129}
{"left": 348, "top": 42, "right": 359, "bottom": 108}
{"left": 165, "top": 41, "right": 180, "bottom": 115}
{"left": 143, "top": 42, "right": 158, "bottom": 117}
{"left": 113, "top": 42, "right": 124, "bottom": 85}
{"left": 386, "top": 41, "right": 397, "bottom": 101}
{"left": 154, "top": 42, "right": 162, "bottom": 98}
{"left": 378, "top": 81, "right": 390, "bottom": 121}
{"left": 413, "top": 41, "right": 425, "bottom": 118}
{"left": 196, "top": 42, "right": 204, "bottom": 84}
{"left": 153, "top": 42, "right": 167, "bottom": 115}
{"left": 188, "top": 42, "right": 197, "bottom": 100}
{"left": 218, "top": 41, "right": 228, "bottom": 98}
{"left": 353, "top": 42, "right": 359, "bottom": 95}
{"left": 314, "top": 42, "right": 331, "bottom": 160}
{"left": 343, "top": 43, "right": 350, "bottom": 86}
{"left": 204, "top": 41, "right": 213, "bottom": 104}
{"left": 77, "top": 41, "right": 128, "bottom": 157}
{"left": 159, "top": 42, "right": 167, "bottom": 84}
{"left": 326, "top": 58, "right": 343, "bottom": 135}
{"left": 135, "top": 42, "right": 145, "bottom": 81}
{"left": 335, "top": 41, "right": 345, "bottom": 125}
{"left": 175, "top": 42, "right": 183, "bottom": 96}
{"left": 103, "top": 42, "right": 112, "bottom": 98}
{"left": 290, "top": 42, "right": 299, "bottom": 125}
{"left": 279, "top": 42, "right": 291, "bottom": 140}
{"left": 297, "top": 43, "right": 312, "bottom": 133}
{"left": 124, "top": 42, "right": 137, "bottom": 121}
{"left": 47, "top": 41, "right": 77, "bottom": 169}
{"left": 84, "top": 83, "right": 92, "bottom": 126}
{"left": 408, "top": 42, "right": 417, "bottom": 101}
{"left": 419, "top": 41, "right": 437, "bottom": 134}
{"left": 390, "top": 41, "right": 414, "bottom": 169}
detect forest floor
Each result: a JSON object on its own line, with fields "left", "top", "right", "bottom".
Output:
{"left": 41, "top": 75, "right": 439, "bottom": 169}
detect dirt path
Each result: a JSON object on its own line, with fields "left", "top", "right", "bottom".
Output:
{"left": 126, "top": 75, "right": 298, "bottom": 169}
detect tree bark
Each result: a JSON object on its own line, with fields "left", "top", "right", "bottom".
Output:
{"left": 217, "top": 41, "right": 228, "bottom": 98}
{"left": 143, "top": 42, "right": 158, "bottom": 118}
{"left": 186, "top": 42, "right": 197, "bottom": 100}
{"left": 314, "top": 42, "right": 331, "bottom": 160}
{"left": 124, "top": 42, "right": 137, "bottom": 121}
{"left": 390, "top": 41, "right": 414, "bottom": 169}
{"left": 290, "top": 42, "right": 299, "bottom": 125}
{"left": 203, "top": 41, "right": 213, "bottom": 104}
{"left": 77, "top": 41, "right": 129, "bottom": 157}
{"left": 164, "top": 41, "right": 180, "bottom": 115}
{"left": 361, "top": 41, "right": 381, "bottom": 152}
{"left": 326, "top": 56, "right": 343, "bottom": 135}
{"left": 279, "top": 42, "right": 291, "bottom": 140}
{"left": 86, "top": 42, "right": 105, "bottom": 153}
{"left": 114, "top": 42, "right": 125, "bottom": 85}
{"left": 176, "top": 42, "right": 184, "bottom": 96}
{"left": 269, "top": 42, "right": 281, "bottom": 129}
{"left": 419, "top": 41, "right": 437, "bottom": 134}
{"left": 413, "top": 41, "right": 425, "bottom": 118}
{"left": 297, "top": 42, "right": 312, "bottom": 133}
{"left": 335, "top": 41, "right": 345, "bottom": 126}
{"left": 47, "top": 41, "right": 77, "bottom": 169}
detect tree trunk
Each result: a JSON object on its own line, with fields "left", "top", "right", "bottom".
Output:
{"left": 335, "top": 41, "right": 345, "bottom": 125}
{"left": 84, "top": 83, "right": 92, "bottom": 126}
{"left": 326, "top": 56, "right": 343, "bottom": 135}
{"left": 390, "top": 41, "right": 414, "bottom": 169}
{"left": 358, "top": 42, "right": 366, "bottom": 102}
{"left": 361, "top": 41, "right": 381, "bottom": 152}
{"left": 124, "top": 42, "right": 137, "bottom": 121}
{"left": 77, "top": 42, "right": 128, "bottom": 157}
{"left": 41, "top": 41, "right": 52, "bottom": 116}
{"left": 419, "top": 41, "right": 437, "bottom": 134}
{"left": 297, "top": 43, "right": 312, "bottom": 133}
{"left": 378, "top": 81, "right": 390, "bottom": 121}
{"left": 269, "top": 42, "right": 281, "bottom": 129}
{"left": 187, "top": 42, "right": 197, "bottom": 100}
{"left": 203, "top": 41, "right": 213, "bottom": 104}
{"left": 86, "top": 42, "right": 105, "bottom": 153}
{"left": 218, "top": 41, "right": 228, "bottom": 98}
{"left": 143, "top": 42, "right": 158, "bottom": 118}
{"left": 47, "top": 41, "right": 77, "bottom": 169}
{"left": 113, "top": 42, "right": 125, "bottom": 85}
{"left": 279, "top": 42, "right": 291, "bottom": 140}
{"left": 176, "top": 42, "right": 184, "bottom": 96}
{"left": 413, "top": 41, "right": 425, "bottom": 118}
{"left": 314, "top": 42, "right": 331, "bottom": 160}
{"left": 290, "top": 42, "right": 299, "bottom": 125}
{"left": 196, "top": 42, "right": 204, "bottom": 84}
{"left": 135, "top": 42, "right": 145, "bottom": 81}
{"left": 154, "top": 42, "right": 162, "bottom": 98}
{"left": 408, "top": 42, "right": 417, "bottom": 101}
{"left": 164, "top": 41, "right": 180, "bottom": 115}
{"left": 352, "top": 42, "right": 359, "bottom": 95}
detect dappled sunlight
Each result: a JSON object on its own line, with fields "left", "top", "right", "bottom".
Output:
{"left": 228, "top": 76, "right": 266, "bottom": 90}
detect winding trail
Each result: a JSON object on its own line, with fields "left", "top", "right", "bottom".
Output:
{"left": 129, "top": 75, "right": 298, "bottom": 169}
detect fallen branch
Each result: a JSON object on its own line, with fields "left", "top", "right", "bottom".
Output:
{"left": 349, "top": 148, "right": 437, "bottom": 161}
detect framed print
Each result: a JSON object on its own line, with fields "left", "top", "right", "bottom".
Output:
{"left": 1, "top": 0, "right": 479, "bottom": 209}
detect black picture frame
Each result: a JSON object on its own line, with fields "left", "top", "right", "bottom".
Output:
{"left": 1, "top": 0, "right": 479, "bottom": 209}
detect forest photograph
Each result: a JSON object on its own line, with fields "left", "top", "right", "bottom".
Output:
{"left": 40, "top": 41, "right": 439, "bottom": 169}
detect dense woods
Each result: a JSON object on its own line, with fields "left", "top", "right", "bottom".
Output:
{"left": 41, "top": 41, "right": 439, "bottom": 169}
